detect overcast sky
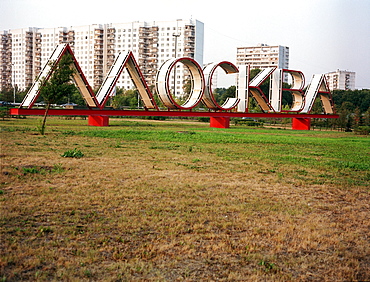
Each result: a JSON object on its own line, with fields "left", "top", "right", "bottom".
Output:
{"left": 1, "top": 0, "right": 369, "bottom": 89}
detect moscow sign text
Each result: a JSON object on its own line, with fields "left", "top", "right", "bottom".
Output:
{"left": 13, "top": 43, "right": 337, "bottom": 129}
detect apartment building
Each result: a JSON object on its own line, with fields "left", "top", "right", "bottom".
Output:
{"left": 325, "top": 69, "right": 355, "bottom": 91}
{"left": 0, "top": 28, "right": 41, "bottom": 91}
{"left": 0, "top": 19, "right": 204, "bottom": 97}
{"left": 107, "top": 19, "right": 204, "bottom": 95}
{"left": 0, "top": 31, "right": 12, "bottom": 91}
{"left": 236, "top": 43, "right": 289, "bottom": 81}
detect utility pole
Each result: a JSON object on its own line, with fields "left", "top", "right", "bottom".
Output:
{"left": 172, "top": 32, "right": 180, "bottom": 96}
{"left": 12, "top": 63, "right": 15, "bottom": 104}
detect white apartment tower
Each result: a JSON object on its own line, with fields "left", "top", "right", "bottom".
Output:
{"left": 325, "top": 70, "right": 356, "bottom": 91}
{"left": 109, "top": 20, "right": 204, "bottom": 95}
{"left": 4, "top": 28, "right": 41, "bottom": 91}
{"left": 0, "top": 19, "right": 204, "bottom": 96}
{"left": 236, "top": 43, "right": 289, "bottom": 73}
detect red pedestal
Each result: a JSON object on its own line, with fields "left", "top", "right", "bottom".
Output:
{"left": 292, "top": 118, "right": 311, "bottom": 130}
{"left": 210, "top": 117, "right": 230, "bottom": 128}
{"left": 88, "top": 115, "right": 109, "bottom": 126}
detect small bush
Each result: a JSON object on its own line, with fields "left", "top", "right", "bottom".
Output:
{"left": 234, "top": 118, "right": 263, "bottom": 127}
{"left": 22, "top": 166, "right": 43, "bottom": 174}
{"left": 0, "top": 108, "right": 10, "bottom": 120}
{"left": 18, "top": 165, "right": 65, "bottom": 175}
{"left": 354, "top": 126, "right": 370, "bottom": 135}
{"left": 197, "top": 117, "right": 210, "bottom": 122}
{"left": 52, "top": 163, "right": 65, "bottom": 173}
{"left": 61, "top": 148, "right": 84, "bottom": 158}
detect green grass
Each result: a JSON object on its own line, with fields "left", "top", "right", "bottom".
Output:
{"left": 77, "top": 122, "right": 369, "bottom": 187}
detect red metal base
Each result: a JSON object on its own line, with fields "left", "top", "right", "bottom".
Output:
{"left": 292, "top": 118, "right": 311, "bottom": 130}
{"left": 210, "top": 117, "right": 230, "bottom": 128}
{"left": 88, "top": 115, "right": 109, "bottom": 126}
{"left": 10, "top": 108, "right": 338, "bottom": 131}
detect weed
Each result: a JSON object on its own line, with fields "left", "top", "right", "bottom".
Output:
{"left": 22, "top": 166, "right": 43, "bottom": 175}
{"left": 61, "top": 148, "right": 84, "bottom": 158}
{"left": 37, "top": 226, "right": 53, "bottom": 236}
{"left": 150, "top": 144, "right": 180, "bottom": 150}
{"left": 62, "top": 130, "right": 76, "bottom": 136}
{"left": 259, "top": 260, "right": 277, "bottom": 272}
{"left": 52, "top": 163, "right": 64, "bottom": 173}
{"left": 296, "top": 169, "right": 308, "bottom": 175}
{"left": 83, "top": 269, "right": 92, "bottom": 277}
{"left": 16, "top": 164, "right": 64, "bottom": 176}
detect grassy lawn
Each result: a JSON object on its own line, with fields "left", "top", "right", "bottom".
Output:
{"left": 1, "top": 116, "right": 369, "bottom": 281}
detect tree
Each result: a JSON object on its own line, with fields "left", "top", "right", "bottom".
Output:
{"left": 213, "top": 86, "right": 237, "bottom": 105}
{"left": 112, "top": 89, "right": 139, "bottom": 109}
{"left": 183, "top": 78, "right": 192, "bottom": 97}
{"left": 353, "top": 107, "right": 362, "bottom": 128}
{"left": 38, "top": 54, "right": 76, "bottom": 135}
{"left": 364, "top": 108, "right": 370, "bottom": 127}
{"left": 332, "top": 89, "right": 370, "bottom": 113}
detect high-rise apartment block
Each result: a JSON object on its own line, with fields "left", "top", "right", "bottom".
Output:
{"left": 0, "top": 19, "right": 204, "bottom": 96}
{"left": 0, "top": 28, "right": 41, "bottom": 91}
{"left": 236, "top": 44, "right": 289, "bottom": 81}
{"left": 0, "top": 31, "right": 12, "bottom": 90}
{"left": 325, "top": 69, "right": 355, "bottom": 91}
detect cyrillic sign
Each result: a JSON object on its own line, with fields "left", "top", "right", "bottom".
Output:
{"left": 21, "top": 43, "right": 335, "bottom": 114}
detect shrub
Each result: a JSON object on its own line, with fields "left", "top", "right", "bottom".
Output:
{"left": 197, "top": 117, "right": 210, "bottom": 122}
{"left": 234, "top": 118, "right": 263, "bottom": 127}
{"left": 61, "top": 148, "right": 84, "bottom": 158}
{"left": 354, "top": 126, "right": 370, "bottom": 135}
{"left": 22, "top": 166, "right": 42, "bottom": 174}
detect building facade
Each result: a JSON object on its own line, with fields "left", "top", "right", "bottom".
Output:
{"left": 0, "top": 19, "right": 204, "bottom": 97}
{"left": 325, "top": 69, "right": 355, "bottom": 91}
{"left": 236, "top": 43, "right": 289, "bottom": 82}
{"left": 0, "top": 31, "right": 12, "bottom": 90}
{"left": 0, "top": 28, "right": 41, "bottom": 91}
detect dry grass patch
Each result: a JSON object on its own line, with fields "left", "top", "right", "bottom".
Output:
{"left": 1, "top": 117, "right": 369, "bottom": 281}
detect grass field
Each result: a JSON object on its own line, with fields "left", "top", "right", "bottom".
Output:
{"left": 1, "top": 116, "right": 369, "bottom": 281}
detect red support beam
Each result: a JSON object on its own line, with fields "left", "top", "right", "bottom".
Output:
{"left": 210, "top": 117, "right": 230, "bottom": 128}
{"left": 10, "top": 108, "right": 338, "bottom": 130}
{"left": 10, "top": 108, "right": 339, "bottom": 119}
{"left": 88, "top": 115, "right": 109, "bottom": 126}
{"left": 292, "top": 118, "right": 311, "bottom": 130}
